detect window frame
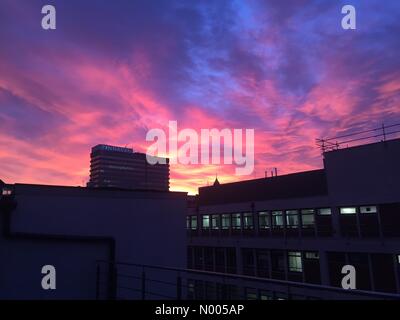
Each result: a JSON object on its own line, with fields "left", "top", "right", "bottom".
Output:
{"left": 202, "top": 215, "right": 210, "bottom": 230}
{"left": 221, "top": 214, "right": 231, "bottom": 230}
{"left": 305, "top": 251, "right": 319, "bottom": 260}
{"left": 317, "top": 208, "right": 332, "bottom": 215}
{"left": 360, "top": 205, "right": 378, "bottom": 214}
{"left": 285, "top": 210, "right": 299, "bottom": 228}
{"left": 231, "top": 213, "right": 242, "bottom": 230}
{"left": 243, "top": 212, "right": 254, "bottom": 229}
{"left": 288, "top": 251, "right": 303, "bottom": 273}
{"left": 271, "top": 210, "right": 284, "bottom": 228}
{"left": 340, "top": 207, "right": 357, "bottom": 215}
{"left": 301, "top": 209, "right": 315, "bottom": 228}
{"left": 190, "top": 215, "right": 198, "bottom": 230}
{"left": 211, "top": 214, "right": 220, "bottom": 230}
{"left": 258, "top": 211, "right": 270, "bottom": 229}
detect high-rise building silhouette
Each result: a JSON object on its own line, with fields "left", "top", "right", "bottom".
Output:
{"left": 87, "top": 144, "right": 169, "bottom": 191}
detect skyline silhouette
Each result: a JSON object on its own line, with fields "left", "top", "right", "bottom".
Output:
{"left": 1, "top": 0, "right": 399, "bottom": 194}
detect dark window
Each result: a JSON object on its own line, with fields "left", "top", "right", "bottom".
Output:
{"left": 271, "top": 250, "right": 285, "bottom": 279}
{"left": 231, "top": 213, "right": 241, "bottom": 229}
{"left": 187, "top": 247, "right": 193, "bottom": 269}
{"left": 301, "top": 209, "right": 315, "bottom": 227}
{"left": 327, "top": 252, "right": 346, "bottom": 287}
{"left": 304, "top": 251, "right": 321, "bottom": 284}
{"left": 242, "top": 249, "right": 255, "bottom": 276}
{"left": 221, "top": 214, "right": 230, "bottom": 230}
{"left": 380, "top": 203, "right": 400, "bottom": 237}
{"left": 286, "top": 210, "right": 299, "bottom": 228}
{"left": 205, "top": 282, "right": 216, "bottom": 299}
{"left": 348, "top": 253, "right": 371, "bottom": 290}
{"left": 360, "top": 206, "right": 377, "bottom": 214}
{"left": 215, "top": 248, "right": 225, "bottom": 272}
{"left": 371, "top": 253, "right": 397, "bottom": 293}
{"left": 243, "top": 213, "right": 254, "bottom": 229}
{"left": 272, "top": 211, "right": 284, "bottom": 228}
{"left": 186, "top": 216, "right": 190, "bottom": 229}
{"left": 256, "top": 249, "right": 270, "bottom": 278}
{"left": 226, "top": 248, "right": 237, "bottom": 274}
{"left": 194, "top": 247, "right": 203, "bottom": 270}
{"left": 211, "top": 214, "right": 220, "bottom": 230}
{"left": 259, "top": 290, "right": 273, "bottom": 300}
{"left": 204, "top": 247, "right": 214, "bottom": 271}
{"left": 318, "top": 208, "right": 332, "bottom": 215}
{"left": 245, "top": 288, "right": 258, "bottom": 300}
{"left": 258, "top": 211, "right": 270, "bottom": 229}
{"left": 191, "top": 216, "right": 198, "bottom": 230}
{"left": 359, "top": 205, "right": 379, "bottom": 237}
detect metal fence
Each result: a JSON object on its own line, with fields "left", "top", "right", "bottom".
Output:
{"left": 95, "top": 260, "right": 400, "bottom": 300}
{"left": 316, "top": 123, "right": 400, "bottom": 153}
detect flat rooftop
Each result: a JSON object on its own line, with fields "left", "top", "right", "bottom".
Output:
{"left": 199, "top": 169, "right": 327, "bottom": 206}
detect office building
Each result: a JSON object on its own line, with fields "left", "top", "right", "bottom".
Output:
{"left": 186, "top": 137, "right": 400, "bottom": 299}
{"left": 87, "top": 144, "right": 169, "bottom": 191}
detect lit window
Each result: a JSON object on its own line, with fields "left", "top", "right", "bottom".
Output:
{"left": 258, "top": 212, "right": 270, "bottom": 229}
{"left": 360, "top": 206, "right": 377, "bottom": 214}
{"left": 211, "top": 214, "right": 220, "bottom": 230}
{"left": 2, "top": 188, "right": 12, "bottom": 196}
{"left": 305, "top": 252, "right": 319, "bottom": 259}
{"left": 285, "top": 210, "right": 299, "bottom": 228}
{"left": 318, "top": 208, "right": 331, "bottom": 215}
{"left": 243, "top": 213, "right": 254, "bottom": 229}
{"left": 301, "top": 209, "right": 315, "bottom": 227}
{"left": 191, "top": 216, "right": 198, "bottom": 230}
{"left": 340, "top": 207, "right": 357, "bottom": 215}
{"left": 272, "top": 211, "right": 284, "bottom": 228}
{"left": 202, "top": 215, "right": 210, "bottom": 229}
{"left": 397, "top": 255, "right": 400, "bottom": 264}
{"left": 221, "top": 214, "right": 230, "bottom": 230}
{"left": 288, "top": 251, "right": 303, "bottom": 272}
{"left": 232, "top": 213, "right": 241, "bottom": 229}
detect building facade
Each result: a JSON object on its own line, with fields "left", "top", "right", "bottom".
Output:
{"left": 0, "top": 182, "right": 186, "bottom": 299}
{"left": 186, "top": 139, "right": 400, "bottom": 300}
{"left": 87, "top": 144, "right": 169, "bottom": 191}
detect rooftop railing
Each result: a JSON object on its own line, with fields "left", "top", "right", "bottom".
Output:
{"left": 316, "top": 123, "right": 400, "bottom": 153}
{"left": 95, "top": 260, "right": 400, "bottom": 301}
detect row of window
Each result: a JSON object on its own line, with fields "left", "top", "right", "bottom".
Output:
{"left": 187, "top": 280, "right": 311, "bottom": 300}
{"left": 188, "top": 246, "right": 400, "bottom": 293}
{"left": 187, "top": 209, "right": 327, "bottom": 231}
{"left": 187, "top": 206, "right": 378, "bottom": 231}
{"left": 188, "top": 246, "right": 319, "bottom": 277}
{"left": 1, "top": 187, "right": 13, "bottom": 196}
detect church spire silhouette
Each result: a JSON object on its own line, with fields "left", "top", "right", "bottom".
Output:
{"left": 213, "top": 173, "right": 220, "bottom": 186}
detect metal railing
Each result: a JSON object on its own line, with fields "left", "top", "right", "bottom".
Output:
{"left": 316, "top": 123, "right": 400, "bottom": 153}
{"left": 95, "top": 260, "right": 400, "bottom": 300}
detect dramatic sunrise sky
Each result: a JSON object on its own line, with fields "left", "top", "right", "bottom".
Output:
{"left": 0, "top": 0, "right": 399, "bottom": 194}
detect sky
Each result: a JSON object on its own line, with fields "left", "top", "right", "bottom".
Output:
{"left": 0, "top": 0, "right": 399, "bottom": 194}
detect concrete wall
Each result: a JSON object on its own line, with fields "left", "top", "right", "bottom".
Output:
{"left": 0, "top": 234, "right": 109, "bottom": 299}
{"left": 0, "top": 186, "right": 187, "bottom": 299}
{"left": 324, "top": 139, "right": 400, "bottom": 205}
